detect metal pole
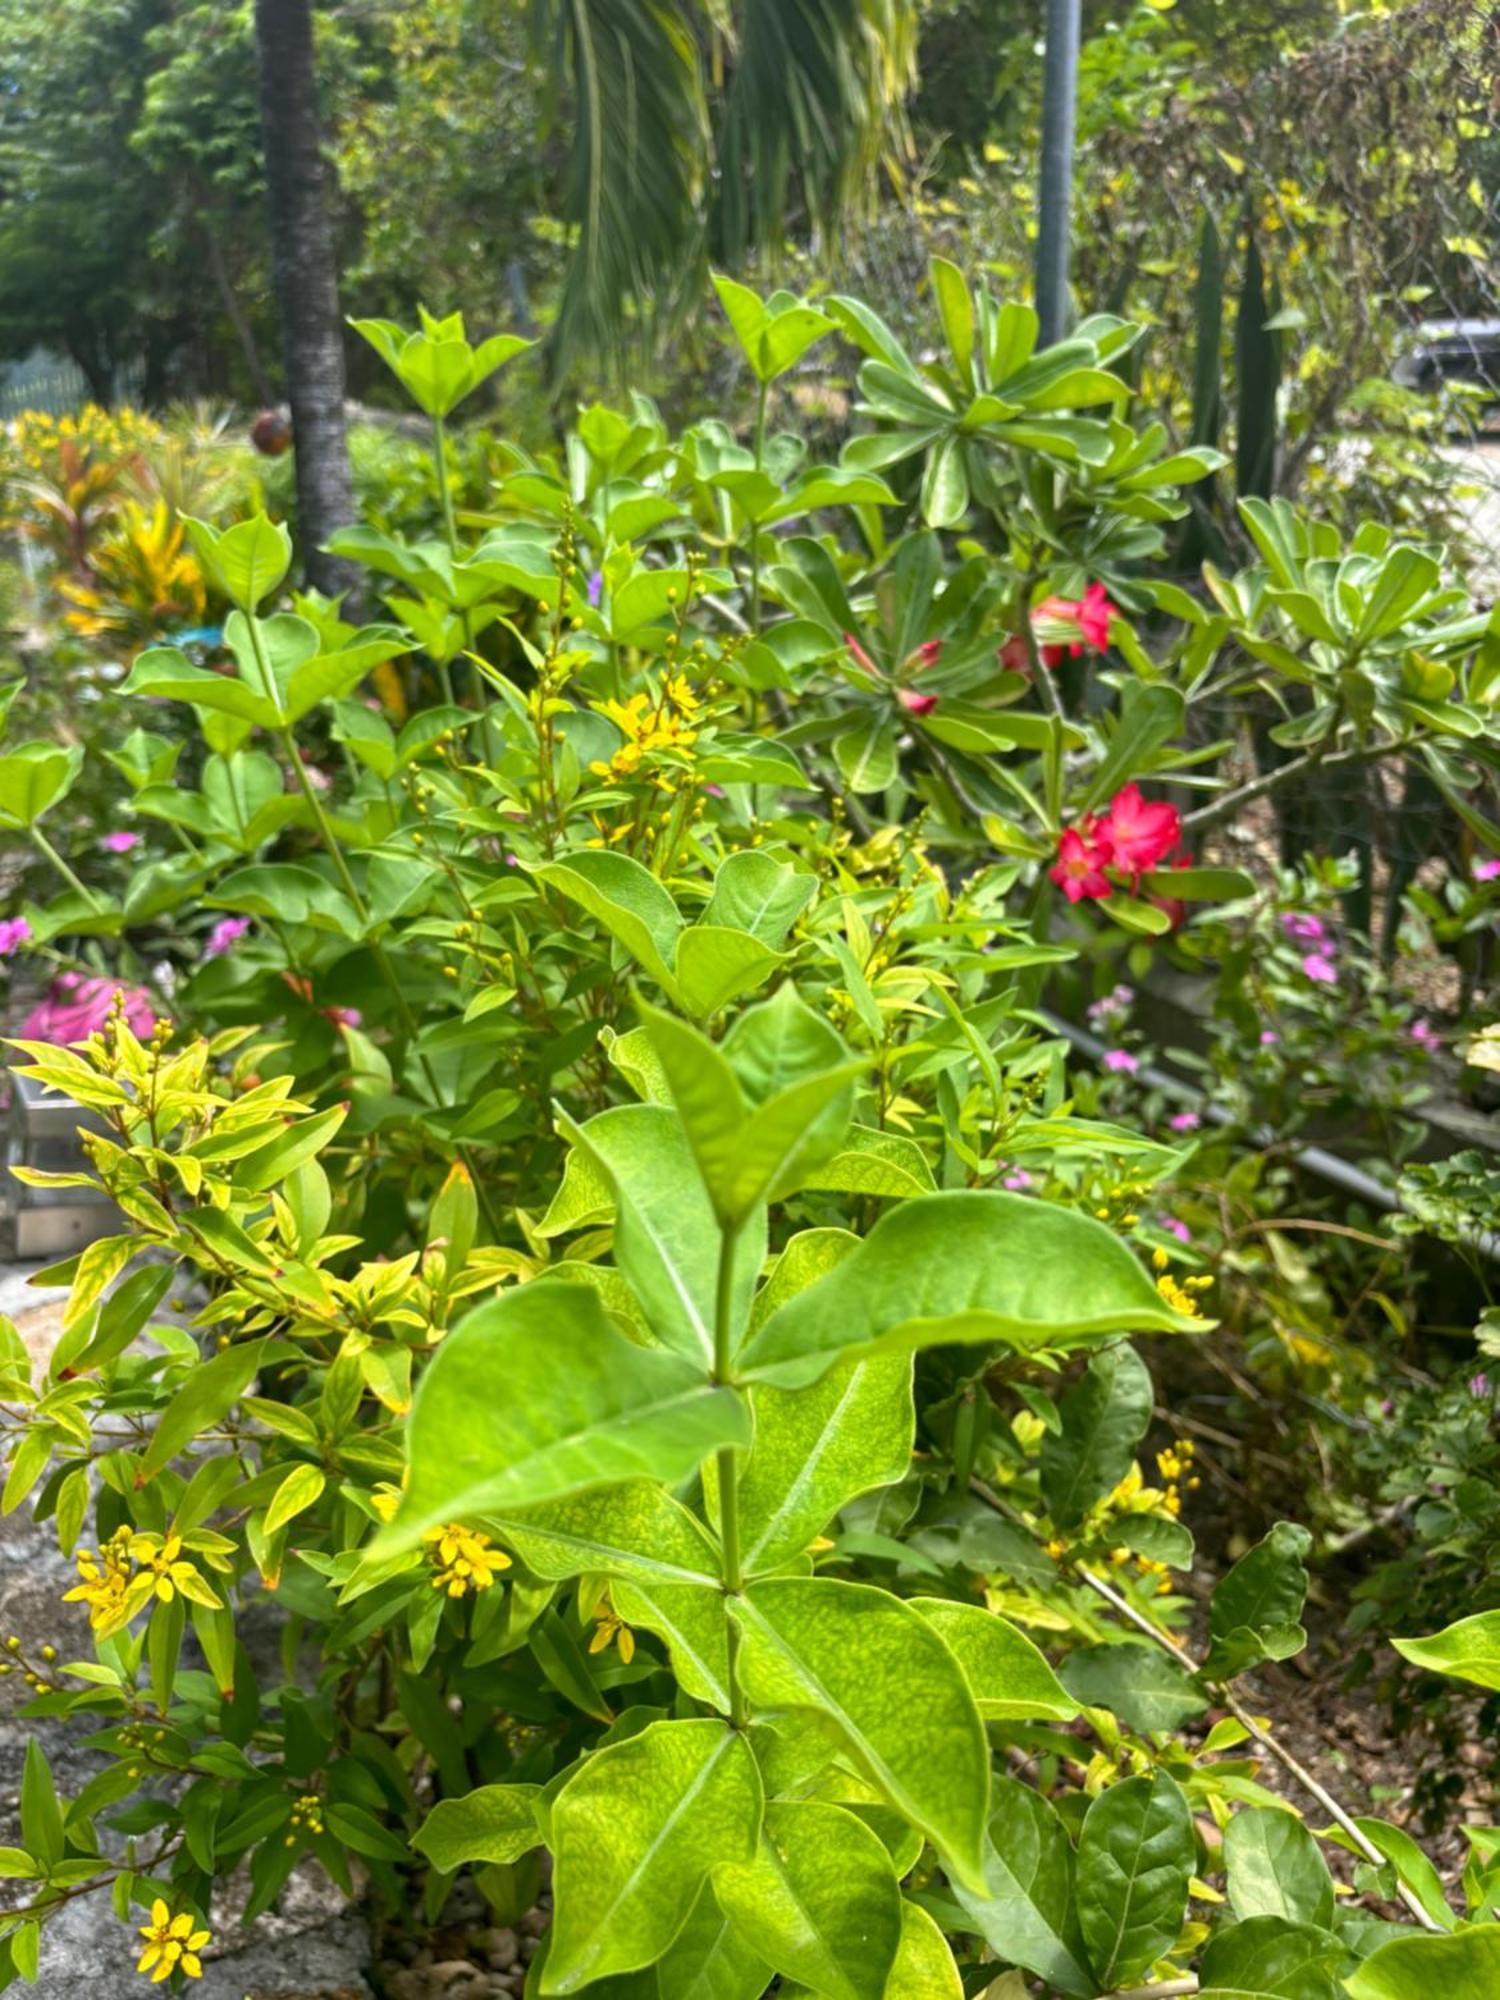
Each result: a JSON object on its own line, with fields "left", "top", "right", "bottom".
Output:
{"left": 1035, "top": 0, "right": 1082, "bottom": 347}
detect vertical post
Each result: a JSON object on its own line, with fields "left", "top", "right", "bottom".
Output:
{"left": 1035, "top": 0, "right": 1082, "bottom": 348}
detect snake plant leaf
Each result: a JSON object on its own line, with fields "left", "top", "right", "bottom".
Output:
{"left": 908, "top": 1600, "right": 1079, "bottom": 1722}
{"left": 712, "top": 1799, "right": 902, "bottom": 2000}
{"left": 728, "top": 1576, "right": 988, "bottom": 1889}
{"left": 738, "top": 1190, "right": 1206, "bottom": 1387}
{"left": 383, "top": 1281, "right": 749, "bottom": 1551}
{"left": 543, "top": 1719, "right": 762, "bottom": 1993}
{"left": 1076, "top": 1770, "right": 1195, "bottom": 1989}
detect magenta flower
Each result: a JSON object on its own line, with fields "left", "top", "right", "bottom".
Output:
{"left": 1260, "top": 1029, "right": 1279, "bottom": 1046}
{"left": 1280, "top": 910, "right": 1326, "bottom": 943}
{"left": 1409, "top": 1017, "right": 1441, "bottom": 1051}
{"left": 1159, "top": 1215, "right": 1191, "bottom": 1243}
{"left": 1471, "top": 1373, "right": 1492, "bottom": 1398}
{"left": 1301, "top": 952, "right": 1338, "bottom": 985}
{"left": 1103, "top": 1049, "right": 1139, "bottom": 1074}
{"left": 1001, "top": 1168, "right": 1033, "bottom": 1191}
{"left": 204, "top": 915, "right": 252, "bottom": 959}
{"left": 1168, "top": 1110, "right": 1201, "bottom": 1133}
{"left": 323, "top": 1006, "right": 362, "bottom": 1030}
{"left": 100, "top": 831, "right": 140, "bottom": 854}
{"left": 0, "top": 916, "right": 31, "bottom": 957}
{"left": 1474, "top": 858, "right": 1500, "bottom": 882}
{"left": 19, "top": 974, "right": 156, "bottom": 1047}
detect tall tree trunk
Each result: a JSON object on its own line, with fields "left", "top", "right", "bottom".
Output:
{"left": 252, "top": 0, "right": 361, "bottom": 603}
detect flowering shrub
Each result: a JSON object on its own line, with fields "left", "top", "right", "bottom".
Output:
{"left": 0, "top": 270, "right": 1494, "bottom": 1993}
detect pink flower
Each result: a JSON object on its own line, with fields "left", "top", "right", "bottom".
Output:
{"left": 1160, "top": 1216, "right": 1191, "bottom": 1243}
{"left": 1168, "top": 1110, "right": 1201, "bottom": 1132}
{"left": 100, "top": 831, "right": 140, "bottom": 854}
{"left": 204, "top": 915, "right": 252, "bottom": 960}
{"left": 1049, "top": 822, "right": 1113, "bottom": 903}
{"left": 1301, "top": 952, "right": 1338, "bottom": 985}
{"left": 912, "top": 640, "right": 943, "bottom": 669}
{"left": 0, "top": 916, "right": 31, "bottom": 957}
{"left": 1260, "top": 1030, "right": 1279, "bottom": 1045}
{"left": 1103, "top": 1049, "right": 1139, "bottom": 1074}
{"left": 843, "top": 632, "right": 879, "bottom": 677}
{"left": 897, "top": 687, "right": 939, "bottom": 717}
{"left": 1033, "top": 582, "right": 1116, "bottom": 661}
{"left": 323, "top": 1006, "right": 363, "bottom": 1029}
{"left": 19, "top": 974, "right": 156, "bottom": 1047}
{"left": 1280, "top": 911, "right": 1326, "bottom": 943}
{"left": 1409, "top": 1017, "right": 1441, "bottom": 1051}
{"left": 1474, "top": 858, "right": 1500, "bottom": 882}
{"left": 1002, "top": 1168, "right": 1033, "bottom": 1191}
{"left": 1100, "top": 785, "right": 1181, "bottom": 874}
{"left": 1471, "top": 1373, "right": 1492, "bottom": 1398}
{"left": 998, "top": 635, "right": 1032, "bottom": 673}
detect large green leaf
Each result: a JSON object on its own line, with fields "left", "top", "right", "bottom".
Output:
{"left": 1393, "top": 1610, "right": 1500, "bottom": 1692}
{"left": 533, "top": 850, "right": 683, "bottom": 991}
{"left": 412, "top": 1784, "right": 543, "bottom": 1872}
{"left": 494, "top": 1484, "right": 721, "bottom": 1587}
{"left": 720, "top": 1354, "right": 913, "bottom": 1576}
{"left": 713, "top": 1799, "right": 901, "bottom": 2000}
{"left": 1039, "top": 1342, "right": 1154, "bottom": 1528}
{"left": 1059, "top": 1642, "right": 1208, "bottom": 1734}
{"left": 1343, "top": 1927, "right": 1500, "bottom": 1999}
{"left": 654, "top": 1880, "right": 770, "bottom": 2000}
{"left": 738, "top": 1191, "right": 1204, "bottom": 1386}
{"left": 703, "top": 851, "right": 817, "bottom": 948}
{"left": 949, "top": 1773, "right": 1094, "bottom": 1996}
{"left": 885, "top": 1902, "right": 963, "bottom": 1998}
{"left": 1198, "top": 1914, "right": 1345, "bottom": 1998}
{"left": 908, "top": 1600, "right": 1079, "bottom": 1722}
{"left": 0, "top": 742, "right": 84, "bottom": 828}
{"left": 1206, "top": 1522, "right": 1313, "bottom": 1677}
{"left": 728, "top": 1576, "right": 988, "bottom": 1887}
{"left": 1225, "top": 1808, "right": 1336, "bottom": 1931}
{"left": 565, "top": 1104, "right": 766, "bottom": 1367}
{"left": 385, "top": 1281, "right": 748, "bottom": 1548}
{"left": 182, "top": 512, "right": 291, "bottom": 611}
{"left": 544, "top": 1719, "right": 762, "bottom": 1993}
{"left": 1076, "top": 1770, "right": 1195, "bottom": 1988}
{"left": 613, "top": 1577, "right": 732, "bottom": 1712}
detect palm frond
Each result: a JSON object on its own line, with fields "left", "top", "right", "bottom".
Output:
{"left": 536, "top": 0, "right": 710, "bottom": 369}
{"left": 715, "top": 0, "right": 918, "bottom": 265}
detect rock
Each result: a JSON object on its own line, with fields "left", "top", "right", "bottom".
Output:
{"left": 478, "top": 1926, "right": 519, "bottom": 1969}
{"left": 428, "top": 1962, "right": 484, "bottom": 1987}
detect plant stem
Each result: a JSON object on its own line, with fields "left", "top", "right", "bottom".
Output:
{"left": 1180, "top": 738, "right": 1410, "bottom": 838}
{"left": 713, "top": 1221, "right": 748, "bottom": 1728}
{"left": 749, "top": 376, "right": 769, "bottom": 636}
{"left": 431, "top": 412, "right": 461, "bottom": 708}
{"left": 30, "top": 827, "right": 105, "bottom": 912}
{"left": 968, "top": 1475, "right": 1448, "bottom": 1935}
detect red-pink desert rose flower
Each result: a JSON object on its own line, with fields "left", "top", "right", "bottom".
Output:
{"left": 1099, "top": 784, "right": 1180, "bottom": 874}
{"left": 20, "top": 974, "right": 156, "bottom": 1047}
{"left": 897, "top": 687, "right": 939, "bottom": 716}
{"left": 1049, "top": 822, "right": 1113, "bottom": 903}
{"left": 1033, "top": 582, "right": 1117, "bottom": 662}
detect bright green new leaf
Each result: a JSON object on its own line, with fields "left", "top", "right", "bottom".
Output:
{"left": 738, "top": 1190, "right": 1205, "bottom": 1386}
{"left": 1076, "top": 1770, "right": 1195, "bottom": 1988}
{"left": 0, "top": 742, "right": 84, "bottom": 828}
{"left": 182, "top": 513, "right": 291, "bottom": 612}
{"left": 263, "top": 1463, "right": 327, "bottom": 1536}
{"left": 728, "top": 1576, "right": 988, "bottom": 1887}
{"left": 533, "top": 850, "right": 683, "bottom": 993}
{"left": 613, "top": 1577, "right": 732, "bottom": 1712}
{"left": 1343, "top": 1926, "right": 1500, "bottom": 1999}
{"left": 543, "top": 1719, "right": 762, "bottom": 1993}
{"left": 887, "top": 1901, "right": 963, "bottom": 1998}
{"left": 413, "top": 1784, "right": 543, "bottom": 1873}
{"left": 654, "top": 1880, "right": 770, "bottom": 2000}
{"left": 950, "top": 1774, "right": 1094, "bottom": 1996}
{"left": 387, "top": 1281, "right": 749, "bottom": 1548}
{"left": 908, "top": 1599, "right": 1079, "bottom": 1722}
{"left": 713, "top": 1799, "right": 901, "bottom": 2000}
{"left": 495, "top": 1484, "right": 721, "bottom": 1587}
{"left": 1393, "top": 1610, "right": 1500, "bottom": 1692}
{"left": 1206, "top": 1521, "right": 1313, "bottom": 1677}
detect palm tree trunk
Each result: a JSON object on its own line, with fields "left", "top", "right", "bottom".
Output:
{"left": 252, "top": 0, "right": 361, "bottom": 602}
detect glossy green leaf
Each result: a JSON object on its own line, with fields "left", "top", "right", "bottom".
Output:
{"left": 1076, "top": 1770, "right": 1194, "bottom": 1988}
{"left": 544, "top": 1719, "right": 762, "bottom": 1993}
{"left": 612, "top": 1577, "right": 732, "bottom": 1712}
{"left": 739, "top": 1191, "right": 1204, "bottom": 1387}
{"left": 728, "top": 1576, "right": 988, "bottom": 1887}
{"left": 1059, "top": 1642, "right": 1208, "bottom": 1734}
{"left": 887, "top": 1901, "right": 963, "bottom": 1998}
{"left": 140, "top": 1338, "right": 269, "bottom": 1483}
{"left": 654, "top": 1880, "right": 770, "bottom": 2000}
{"left": 1198, "top": 1914, "right": 1346, "bottom": 1998}
{"left": 703, "top": 851, "right": 816, "bottom": 948}
{"left": 1206, "top": 1522, "right": 1313, "bottom": 1677}
{"left": 723, "top": 1354, "right": 913, "bottom": 1576}
{"left": 1343, "top": 1926, "right": 1500, "bottom": 1999}
{"left": 714, "top": 1799, "right": 900, "bottom": 2000}
{"left": 1039, "top": 1342, "right": 1154, "bottom": 1528}
{"left": 908, "top": 1600, "right": 1079, "bottom": 1721}
{"left": 1393, "top": 1610, "right": 1500, "bottom": 1692}
{"left": 949, "top": 1774, "right": 1093, "bottom": 1996}
{"left": 495, "top": 1484, "right": 721, "bottom": 1587}
{"left": 0, "top": 742, "right": 84, "bottom": 828}
{"left": 533, "top": 850, "right": 682, "bottom": 992}
{"left": 1225, "top": 1808, "right": 1336, "bottom": 1930}
{"left": 386, "top": 1281, "right": 749, "bottom": 1548}
{"left": 183, "top": 512, "right": 291, "bottom": 611}
{"left": 413, "top": 1784, "right": 543, "bottom": 1872}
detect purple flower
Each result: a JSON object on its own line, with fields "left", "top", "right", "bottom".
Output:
{"left": 204, "top": 915, "right": 252, "bottom": 960}
{"left": 1168, "top": 1110, "right": 1201, "bottom": 1133}
{"left": 587, "top": 570, "right": 603, "bottom": 607}
{"left": 1472, "top": 1373, "right": 1492, "bottom": 1398}
{"left": 1409, "top": 1017, "right": 1441, "bottom": 1051}
{"left": 1159, "top": 1215, "right": 1191, "bottom": 1243}
{"left": 0, "top": 916, "right": 31, "bottom": 957}
{"left": 1280, "top": 910, "right": 1327, "bottom": 943}
{"left": 1087, "top": 983, "right": 1136, "bottom": 1028}
{"left": 1474, "top": 858, "right": 1500, "bottom": 882}
{"left": 1260, "top": 1029, "right": 1280, "bottom": 1046}
{"left": 1301, "top": 952, "right": 1338, "bottom": 985}
{"left": 1002, "top": 1168, "right": 1033, "bottom": 1191}
{"left": 101, "top": 831, "right": 140, "bottom": 854}
{"left": 1103, "top": 1049, "right": 1139, "bottom": 1074}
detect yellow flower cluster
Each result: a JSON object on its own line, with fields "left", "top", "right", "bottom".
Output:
{"left": 8, "top": 404, "right": 161, "bottom": 474}
{"left": 1155, "top": 1269, "right": 1213, "bottom": 1317}
{"left": 1154, "top": 1437, "right": 1201, "bottom": 1516}
{"left": 286, "top": 1792, "right": 325, "bottom": 1844}
{"left": 64, "top": 1529, "right": 227, "bottom": 1638}
{"left": 64, "top": 1527, "right": 135, "bottom": 1630}
{"left": 136, "top": 1901, "right": 210, "bottom": 1983}
{"left": 591, "top": 677, "right": 703, "bottom": 782}
{"left": 589, "top": 1604, "right": 636, "bottom": 1664}
{"left": 424, "top": 1523, "right": 510, "bottom": 1597}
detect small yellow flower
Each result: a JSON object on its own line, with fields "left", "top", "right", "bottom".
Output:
{"left": 1155, "top": 1272, "right": 1198, "bottom": 1316}
{"left": 63, "top": 1528, "right": 135, "bottom": 1630}
{"left": 424, "top": 1524, "right": 509, "bottom": 1598}
{"left": 137, "top": 1900, "right": 210, "bottom": 1982}
{"left": 589, "top": 1605, "right": 636, "bottom": 1664}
